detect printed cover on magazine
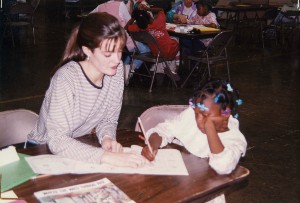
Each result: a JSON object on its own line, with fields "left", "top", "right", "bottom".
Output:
{"left": 34, "top": 178, "right": 135, "bottom": 203}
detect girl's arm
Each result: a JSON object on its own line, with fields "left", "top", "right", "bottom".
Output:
{"left": 141, "top": 132, "right": 162, "bottom": 161}
{"left": 203, "top": 22, "right": 218, "bottom": 28}
{"left": 141, "top": 108, "right": 191, "bottom": 161}
{"left": 204, "top": 119, "right": 224, "bottom": 154}
{"left": 206, "top": 117, "right": 247, "bottom": 175}
{"left": 204, "top": 13, "right": 219, "bottom": 28}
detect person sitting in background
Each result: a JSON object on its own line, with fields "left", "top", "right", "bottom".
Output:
{"left": 166, "top": 0, "right": 197, "bottom": 23}
{"left": 126, "top": 6, "right": 180, "bottom": 81}
{"left": 182, "top": 0, "right": 219, "bottom": 53}
{"left": 141, "top": 78, "right": 247, "bottom": 203}
{"left": 91, "top": 0, "right": 150, "bottom": 82}
{"left": 131, "top": 0, "right": 154, "bottom": 17}
{"left": 272, "top": 4, "right": 300, "bottom": 25}
{"left": 27, "top": 13, "right": 148, "bottom": 168}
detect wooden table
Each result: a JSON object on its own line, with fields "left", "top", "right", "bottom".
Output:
{"left": 213, "top": 4, "right": 277, "bottom": 30}
{"left": 14, "top": 130, "right": 249, "bottom": 203}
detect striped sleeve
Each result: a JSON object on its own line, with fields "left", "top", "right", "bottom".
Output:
{"left": 44, "top": 68, "right": 104, "bottom": 164}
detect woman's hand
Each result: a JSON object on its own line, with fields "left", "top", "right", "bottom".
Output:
{"left": 174, "top": 14, "right": 187, "bottom": 24}
{"left": 101, "top": 151, "right": 149, "bottom": 168}
{"left": 102, "top": 136, "right": 123, "bottom": 152}
{"left": 179, "top": 15, "right": 188, "bottom": 24}
{"left": 141, "top": 145, "right": 158, "bottom": 161}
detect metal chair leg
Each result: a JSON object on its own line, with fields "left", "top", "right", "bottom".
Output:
{"left": 33, "top": 26, "right": 36, "bottom": 45}
{"left": 164, "top": 62, "right": 178, "bottom": 89}
{"left": 225, "top": 49, "right": 230, "bottom": 82}
{"left": 149, "top": 62, "right": 158, "bottom": 93}
{"left": 226, "top": 60, "right": 230, "bottom": 82}
{"left": 181, "top": 61, "right": 199, "bottom": 88}
{"left": 9, "top": 26, "right": 15, "bottom": 47}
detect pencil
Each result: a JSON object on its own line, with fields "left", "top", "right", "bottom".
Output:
{"left": 31, "top": 174, "right": 51, "bottom": 180}
{"left": 138, "top": 117, "right": 154, "bottom": 155}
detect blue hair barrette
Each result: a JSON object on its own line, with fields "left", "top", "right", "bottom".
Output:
{"left": 195, "top": 103, "right": 209, "bottom": 111}
{"left": 189, "top": 99, "right": 209, "bottom": 111}
{"left": 227, "top": 84, "right": 233, "bottom": 92}
{"left": 214, "top": 94, "right": 221, "bottom": 103}
{"left": 236, "top": 99, "right": 243, "bottom": 106}
{"left": 234, "top": 113, "right": 239, "bottom": 119}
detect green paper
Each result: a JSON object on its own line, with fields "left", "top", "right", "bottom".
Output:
{"left": 0, "top": 153, "right": 37, "bottom": 192}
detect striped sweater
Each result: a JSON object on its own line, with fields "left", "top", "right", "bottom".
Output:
{"left": 28, "top": 61, "right": 124, "bottom": 164}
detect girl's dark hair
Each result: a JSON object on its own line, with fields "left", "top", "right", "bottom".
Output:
{"left": 195, "top": 0, "right": 211, "bottom": 11}
{"left": 131, "top": 8, "right": 151, "bottom": 30}
{"left": 192, "top": 78, "right": 241, "bottom": 116}
{"left": 53, "top": 12, "right": 127, "bottom": 74}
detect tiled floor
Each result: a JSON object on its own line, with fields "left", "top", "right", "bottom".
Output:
{"left": 0, "top": 3, "right": 299, "bottom": 202}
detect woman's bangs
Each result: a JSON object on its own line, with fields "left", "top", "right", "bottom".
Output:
{"left": 100, "top": 37, "right": 125, "bottom": 52}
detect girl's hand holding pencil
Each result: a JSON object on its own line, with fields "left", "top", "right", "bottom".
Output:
{"left": 138, "top": 117, "right": 158, "bottom": 161}
{"left": 141, "top": 145, "right": 158, "bottom": 161}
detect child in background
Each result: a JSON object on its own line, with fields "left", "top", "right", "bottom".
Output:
{"left": 126, "top": 6, "right": 180, "bottom": 80}
{"left": 141, "top": 78, "right": 247, "bottom": 202}
{"left": 167, "top": 0, "right": 197, "bottom": 23}
{"left": 182, "top": 0, "right": 219, "bottom": 53}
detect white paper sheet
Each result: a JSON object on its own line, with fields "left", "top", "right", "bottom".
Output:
{"left": 0, "top": 146, "right": 20, "bottom": 167}
{"left": 25, "top": 145, "right": 189, "bottom": 176}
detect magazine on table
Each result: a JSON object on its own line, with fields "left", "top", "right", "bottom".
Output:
{"left": 34, "top": 178, "right": 135, "bottom": 203}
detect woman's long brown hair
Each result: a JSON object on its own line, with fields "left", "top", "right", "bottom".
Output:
{"left": 51, "top": 12, "right": 127, "bottom": 76}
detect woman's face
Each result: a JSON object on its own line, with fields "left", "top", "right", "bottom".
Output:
{"left": 89, "top": 39, "right": 123, "bottom": 76}
{"left": 184, "top": 0, "right": 193, "bottom": 8}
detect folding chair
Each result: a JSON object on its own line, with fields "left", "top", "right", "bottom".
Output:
{"left": 181, "top": 30, "right": 233, "bottom": 88}
{"left": 276, "top": 10, "right": 300, "bottom": 45}
{"left": 2, "top": 0, "right": 40, "bottom": 47}
{"left": 260, "top": 8, "right": 279, "bottom": 48}
{"left": 0, "top": 109, "right": 38, "bottom": 149}
{"left": 128, "top": 31, "right": 178, "bottom": 93}
{"left": 135, "top": 105, "right": 188, "bottom": 133}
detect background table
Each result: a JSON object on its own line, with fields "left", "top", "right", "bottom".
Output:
{"left": 213, "top": 4, "right": 278, "bottom": 30}
{"left": 14, "top": 130, "right": 249, "bottom": 203}
{"left": 167, "top": 25, "right": 220, "bottom": 70}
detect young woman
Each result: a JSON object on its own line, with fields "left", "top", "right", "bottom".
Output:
{"left": 27, "top": 13, "right": 148, "bottom": 168}
{"left": 91, "top": 0, "right": 150, "bottom": 80}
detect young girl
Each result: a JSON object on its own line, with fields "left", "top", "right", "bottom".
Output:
{"left": 142, "top": 78, "right": 246, "bottom": 171}
{"left": 126, "top": 6, "right": 180, "bottom": 80}
{"left": 27, "top": 13, "right": 148, "bottom": 168}
{"left": 167, "top": 0, "right": 197, "bottom": 23}
{"left": 182, "top": 1, "right": 219, "bottom": 52}
{"left": 141, "top": 78, "right": 246, "bottom": 202}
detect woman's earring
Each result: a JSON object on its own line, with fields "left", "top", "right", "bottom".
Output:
{"left": 87, "top": 55, "right": 90, "bottom": 61}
